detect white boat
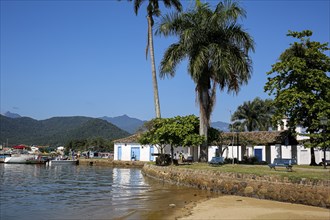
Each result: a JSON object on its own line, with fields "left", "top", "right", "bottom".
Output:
{"left": 4, "top": 154, "right": 35, "bottom": 164}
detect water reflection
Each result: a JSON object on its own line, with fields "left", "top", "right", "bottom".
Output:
{"left": 0, "top": 164, "right": 215, "bottom": 220}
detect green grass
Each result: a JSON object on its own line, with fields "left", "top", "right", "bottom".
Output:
{"left": 294, "top": 165, "right": 326, "bottom": 169}
{"left": 174, "top": 163, "right": 330, "bottom": 181}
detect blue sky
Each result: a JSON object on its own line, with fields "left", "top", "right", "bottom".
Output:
{"left": 1, "top": 0, "right": 329, "bottom": 123}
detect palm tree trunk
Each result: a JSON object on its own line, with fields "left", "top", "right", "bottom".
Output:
{"left": 199, "top": 87, "right": 209, "bottom": 162}
{"left": 147, "top": 15, "right": 161, "bottom": 118}
{"left": 199, "top": 117, "right": 208, "bottom": 162}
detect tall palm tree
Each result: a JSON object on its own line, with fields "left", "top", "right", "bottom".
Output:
{"left": 157, "top": 1, "right": 254, "bottom": 161}
{"left": 132, "top": 0, "right": 182, "bottom": 118}
{"left": 231, "top": 97, "right": 274, "bottom": 132}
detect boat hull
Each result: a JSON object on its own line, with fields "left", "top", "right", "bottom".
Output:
{"left": 25, "top": 158, "right": 48, "bottom": 164}
{"left": 0, "top": 154, "right": 11, "bottom": 163}
{"left": 49, "top": 160, "right": 79, "bottom": 165}
{"left": 4, "top": 154, "right": 35, "bottom": 164}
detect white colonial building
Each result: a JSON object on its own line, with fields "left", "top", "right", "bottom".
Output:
{"left": 208, "top": 142, "right": 329, "bottom": 165}
{"left": 207, "top": 122, "right": 329, "bottom": 165}
{"left": 113, "top": 123, "right": 329, "bottom": 165}
{"left": 114, "top": 134, "right": 195, "bottom": 162}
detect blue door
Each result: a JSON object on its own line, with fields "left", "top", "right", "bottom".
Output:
{"left": 118, "top": 146, "right": 122, "bottom": 160}
{"left": 254, "top": 149, "right": 262, "bottom": 162}
{"left": 131, "top": 147, "right": 140, "bottom": 161}
{"left": 150, "top": 146, "right": 154, "bottom": 161}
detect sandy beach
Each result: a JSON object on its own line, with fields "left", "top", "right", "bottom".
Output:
{"left": 174, "top": 195, "right": 330, "bottom": 220}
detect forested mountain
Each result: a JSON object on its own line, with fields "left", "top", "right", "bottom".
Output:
{"left": 101, "top": 115, "right": 230, "bottom": 133}
{"left": 0, "top": 115, "right": 129, "bottom": 146}
{"left": 100, "top": 114, "right": 146, "bottom": 134}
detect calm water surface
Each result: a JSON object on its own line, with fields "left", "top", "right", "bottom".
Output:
{"left": 0, "top": 164, "right": 215, "bottom": 220}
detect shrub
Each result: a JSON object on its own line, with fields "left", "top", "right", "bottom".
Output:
{"left": 224, "top": 157, "right": 238, "bottom": 164}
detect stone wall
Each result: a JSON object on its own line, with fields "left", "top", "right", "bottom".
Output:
{"left": 79, "top": 158, "right": 145, "bottom": 168}
{"left": 142, "top": 164, "right": 330, "bottom": 208}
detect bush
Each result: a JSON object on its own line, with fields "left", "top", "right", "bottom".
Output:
{"left": 255, "top": 160, "right": 268, "bottom": 165}
{"left": 241, "top": 156, "right": 259, "bottom": 165}
{"left": 155, "top": 154, "right": 171, "bottom": 166}
{"left": 224, "top": 157, "right": 238, "bottom": 164}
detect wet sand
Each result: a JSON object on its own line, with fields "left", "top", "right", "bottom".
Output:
{"left": 174, "top": 195, "right": 330, "bottom": 220}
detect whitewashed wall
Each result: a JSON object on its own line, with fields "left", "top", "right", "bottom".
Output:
{"left": 140, "top": 144, "right": 154, "bottom": 161}
{"left": 296, "top": 146, "right": 310, "bottom": 165}
{"left": 296, "top": 146, "right": 330, "bottom": 165}
{"left": 213, "top": 145, "right": 266, "bottom": 161}
{"left": 208, "top": 145, "right": 243, "bottom": 161}
{"left": 314, "top": 148, "right": 330, "bottom": 164}
{"left": 208, "top": 144, "right": 330, "bottom": 165}
{"left": 114, "top": 143, "right": 193, "bottom": 162}
{"left": 281, "top": 145, "right": 292, "bottom": 159}
{"left": 208, "top": 146, "right": 218, "bottom": 160}
{"left": 115, "top": 142, "right": 330, "bottom": 165}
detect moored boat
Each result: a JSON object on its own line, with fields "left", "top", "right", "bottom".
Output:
{"left": 25, "top": 155, "right": 49, "bottom": 164}
{"left": 4, "top": 154, "right": 35, "bottom": 164}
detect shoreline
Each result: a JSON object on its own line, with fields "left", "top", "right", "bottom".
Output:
{"left": 141, "top": 164, "right": 330, "bottom": 208}
{"left": 78, "top": 159, "right": 330, "bottom": 218}
{"left": 78, "top": 158, "right": 145, "bottom": 167}
{"left": 174, "top": 195, "right": 330, "bottom": 220}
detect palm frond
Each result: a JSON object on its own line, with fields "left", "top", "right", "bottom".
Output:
{"left": 159, "top": 43, "right": 185, "bottom": 78}
{"left": 133, "top": 0, "right": 143, "bottom": 15}
{"left": 155, "top": 12, "right": 180, "bottom": 36}
{"left": 158, "top": 0, "right": 254, "bottom": 130}
{"left": 163, "top": 0, "right": 182, "bottom": 12}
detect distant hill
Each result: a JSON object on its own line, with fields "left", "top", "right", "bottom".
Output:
{"left": 211, "top": 121, "right": 230, "bottom": 132}
{"left": 101, "top": 115, "right": 230, "bottom": 133}
{"left": 0, "top": 115, "right": 130, "bottom": 146}
{"left": 3, "top": 111, "right": 21, "bottom": 118}
{"left": 100, "top": 115, "right": 146, "bottom": 134}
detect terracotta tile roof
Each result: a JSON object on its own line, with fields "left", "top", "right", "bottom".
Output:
{"left": 220, "top": 130, "right": 297, "bottom": 145}
{"left": 113, "top": 133, "right": 141, "bottom": 144}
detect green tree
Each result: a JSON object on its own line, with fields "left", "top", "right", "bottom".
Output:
{"left": 138, "top": 115, "right": 204, "bottom": 164}
{"left": 138, "top": 119, "right": 167, "bottom": 156}
{"left": 264, "top": 30, "right": 330, "bottom": 166}
{"left": 65, "top": 137, "right": 114, "bottom": 154}
{"left": 131, "top": 0, "right": 182, "bottom": 118}
{"left": 231, "top": 97, "right": 275, "bottom": 132}
{"left": 207, "top": 127, "right": 229, "bottom": 157}
{"left": 156, "top": 1, "right": 254, "bottom": 161}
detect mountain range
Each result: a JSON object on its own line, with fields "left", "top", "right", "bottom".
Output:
{"left": 0, "top": 114, "right": 129, "bottom": 146}
{"left": 3, "top": 111, "right": 230, "bottom": 132}
{"left": 1, "top": 111, "right": 230, "bottom": 146}
{"left": 100, "top": 115, "right": 146, "bottom": 134}
{"left": 101, "top": 115, "right": 231, "bottom": 133}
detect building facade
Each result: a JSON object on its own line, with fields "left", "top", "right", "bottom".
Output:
{"left": 113, "top": 129, "right": 329, "bottom": 165}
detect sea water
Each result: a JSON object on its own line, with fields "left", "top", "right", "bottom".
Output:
{"left": 0, "top": 164, "right": 214, "bottom": 220}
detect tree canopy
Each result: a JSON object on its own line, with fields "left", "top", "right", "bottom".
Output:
{"left": 264, "top": 30, "right": 330, "bottom": 152}
{"left": 138, "top": 115, "right": 205, "bottom": 163}
{"left": 231, "top": 97, "right": 275, "bottom": 132}
{"left": 156, "top": 0, "right": 254, "bottom": 161}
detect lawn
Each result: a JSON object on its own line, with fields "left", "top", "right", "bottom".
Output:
{"left": 175, "top": 163, "right": 330, "bottom": 181}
